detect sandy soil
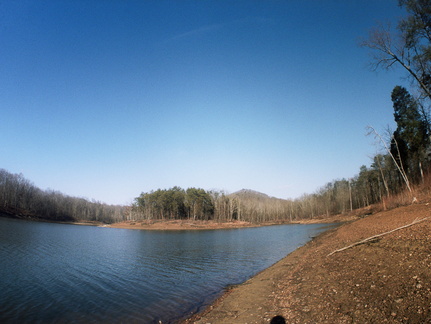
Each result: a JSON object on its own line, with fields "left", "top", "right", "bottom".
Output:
{"left": 106, "top": 219, "right": 261, "bottom": 230}
{"left": 106, "top": 214, "right": 357, "bottom": 231}
{"left": 182, "top": 202, "right": 431, "bottom": 323}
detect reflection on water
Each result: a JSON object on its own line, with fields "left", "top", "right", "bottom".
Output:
{"left": 0, "top": 216, "right": 334, "bottom": 323}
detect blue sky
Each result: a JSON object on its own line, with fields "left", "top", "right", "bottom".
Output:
{"left": 1, "top": 1, "right": 408, "bottom": 205}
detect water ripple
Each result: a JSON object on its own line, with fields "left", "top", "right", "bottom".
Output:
{"left": 0, "top": 218, "right": 335, "bottom": 323}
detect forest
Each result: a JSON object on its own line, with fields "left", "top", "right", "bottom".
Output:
{"left": 1, "top": 0, "right": 430, "bottom": 225}
{"left": 0, "top": 168, "right": 124, "bottom": 223}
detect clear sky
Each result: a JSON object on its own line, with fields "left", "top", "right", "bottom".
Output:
{"left": 1, "top": 1, "right": 408, "bottom": 205}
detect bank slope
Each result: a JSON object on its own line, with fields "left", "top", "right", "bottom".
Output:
{"left": 186, "top": 202, "right": 431, "bottom": 323}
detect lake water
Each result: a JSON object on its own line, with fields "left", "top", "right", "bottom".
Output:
{"left": 0, "top": 216, "right": 334, "bottom": 323}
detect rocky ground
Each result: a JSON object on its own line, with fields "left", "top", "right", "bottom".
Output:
{"left": 183, "top": 201, "right": 431, "bottom": 323}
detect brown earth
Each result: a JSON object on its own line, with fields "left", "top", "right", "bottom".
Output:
{"left": 182, "top": 202, "right": 431, "bottom": 324}
{"left": 106, "top": 214, "right": 357, "bottom": 231}
{"left": 106, "top": 219, "right": 261, "bottom": 230}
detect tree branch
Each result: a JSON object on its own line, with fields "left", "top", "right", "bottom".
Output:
{"left": 327, "top": 216, "right": 431, "bottom": 256}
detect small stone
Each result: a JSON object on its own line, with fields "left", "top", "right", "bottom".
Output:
{"left": 395, "top": 298, "right": 403, "bottom": 303}
{"left": 391, "top": 312, "right": 397, "bottom": 317}
{"left": 416, "top": 283, "right": 422, "bottom": 289}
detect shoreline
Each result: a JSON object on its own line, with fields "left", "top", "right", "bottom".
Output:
{"left": 182, "top": 202, "right": 431, "bottom": 323}
{"left": 105, "top": 214, "right": 357, "bottom": 231}
{"left": 0, "top": 211, "right": 358, "bottom": 230}
{"left": 180, "top": 223, "right": 340, "bottom": 324}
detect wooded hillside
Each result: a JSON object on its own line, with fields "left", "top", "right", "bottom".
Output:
{"left": 0, "top": 169, "right": 124, "bottom": 223}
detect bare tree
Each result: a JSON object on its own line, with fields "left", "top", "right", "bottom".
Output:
{"left": 367, "top": 126, "right": 413, "bottom": 193}
{"left": 362, "top": 0, "right": 431, "bottom": 101}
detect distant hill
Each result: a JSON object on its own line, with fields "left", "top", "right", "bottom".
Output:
{"left": 230, "top": 189, "right": 273, "bottom": 200}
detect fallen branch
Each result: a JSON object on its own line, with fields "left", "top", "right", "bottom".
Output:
{"left": 327, "top": 216, "right": 431, "bottom": 256}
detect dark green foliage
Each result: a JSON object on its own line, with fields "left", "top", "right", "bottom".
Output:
{"left": 391, "top": 86, "right": 429, "bottom": 181}
{"left": 134, "top": 186, "right": 214, "bottom": 220}
{"left": 390, "top": 130, "right": 409, "bottom": 172}
{"left": 392, "top": 86, "right": 428, "bottom": 152}
{"left": 133, "top": 187, "right": 298, "bottom": 223}
{"left": 185, "top": 187, "right": 214, "bottom": 220}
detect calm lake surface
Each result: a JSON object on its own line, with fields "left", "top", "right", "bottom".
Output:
{"left": 0, "top": 216, "right": 334, "bottom": 323}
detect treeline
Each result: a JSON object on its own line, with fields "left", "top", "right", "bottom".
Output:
{"left": 292, "top": 155, "right": 425, "bottom": 221}
{"left": 0, "top": 169, "right": 125, "bottom": 223}
{"left": 291, "top": 86, "right": 431, "bottom": 219}
{"left": 133, "top": 187, "right": 214, "bottom": 221}
{"left": 131, "top": 80, "right": 431, "bottom": 223}
{"left": 129, "top": 79, "right": 431, "bottom": 223}
{"left": 131, "top": 187, "right": 295, "bottom": 223}
{"left": 130, "top": 0, "right": 431, "bottom": 224}
{"left": 291, "top": 0, "right": 431, "bottom": 220}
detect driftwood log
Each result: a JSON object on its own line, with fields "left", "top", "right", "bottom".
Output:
{"left": 327, "top": 216, "right": 431, "bottom": 257}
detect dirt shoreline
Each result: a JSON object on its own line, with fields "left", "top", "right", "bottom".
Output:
{"left": 182, "top": 202, "right": 431, "bottom": 323}
{"left": 105, "top": 214, "right": 356, "bottom": 231}
{"left": 0, "top": 211, "right": 357, "bottom": 230}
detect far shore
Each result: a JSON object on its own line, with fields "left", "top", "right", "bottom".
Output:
{"left": 0, "top": 210, "right": 360, "bottom": 233}
{"left": 104, "top": 214, "right": 357, "bottom": 231}
{"left": 0, "top": 211, "right": 358, "bottom": 230}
